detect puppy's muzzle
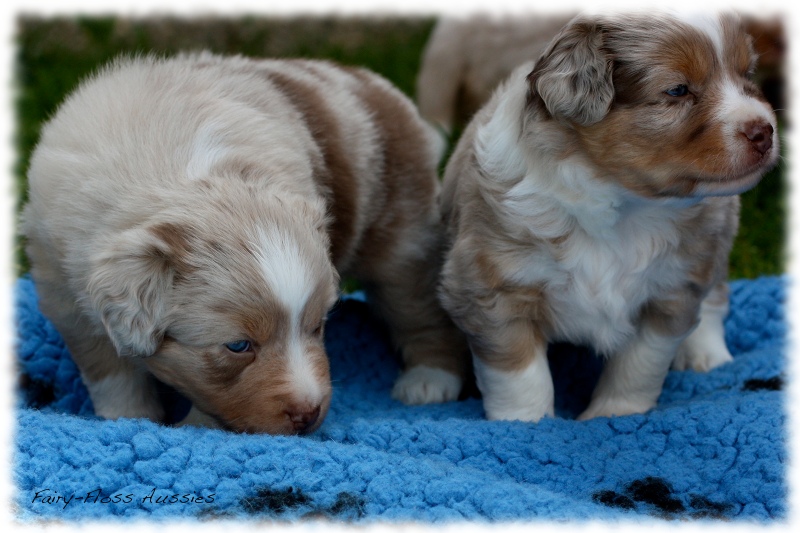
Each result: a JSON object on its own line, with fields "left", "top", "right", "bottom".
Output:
{"left": 742, "top": 121, "right": 774, "bottom": 156}
{"left": 287, "top": 404, "right": 322, "bottom": 434}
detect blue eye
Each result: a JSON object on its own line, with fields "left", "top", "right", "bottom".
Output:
{"left": 666, "top": 84, "right": 689, "bottom": 97}
{"left": 224, "top": 340, "right": 252, "bottom": 353}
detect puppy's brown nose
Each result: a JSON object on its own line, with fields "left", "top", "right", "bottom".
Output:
{"left": 287, "top": 405, "right": 321, "bottom": 434}
{"left": 742, "top": 121, "right": 774, "bottom": 155}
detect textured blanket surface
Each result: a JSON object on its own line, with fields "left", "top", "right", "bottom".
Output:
{"left": 14, "top": 276, "right": 787, "bottom": 523}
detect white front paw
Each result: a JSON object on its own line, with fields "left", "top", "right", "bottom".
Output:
{"left": 672, "top": 343, "right": 733, "bottom": 372}
{"left": 474, "top": 356, "right": 554, "bottom": 422}
{"left": 672, "top": 329, "right": 733, "bottom": 372}
{"left": 578, "top": 396, "right": 654, "bottom": 421}
{"left": 391, "top": 365, "right": 462, "bottom": 405}
{"left": 673, "top": 289, "right": 733, "bottom": 372}
{"left": 484, "top": 399, "right": 554, "bottom": 422}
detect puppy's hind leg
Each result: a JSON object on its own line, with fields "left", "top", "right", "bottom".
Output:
{"left": 359, "top": 232, "right": 470, "bottom": 405}
{"left": 671, "top": 282, "right": 733, "bottom": 372}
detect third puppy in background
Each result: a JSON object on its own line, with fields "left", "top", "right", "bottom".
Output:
{"left": 415, "top": 13, "right": 573, "bottom": 134}
{"left": 438, "top": 13, "right": 779, "bottom": 422}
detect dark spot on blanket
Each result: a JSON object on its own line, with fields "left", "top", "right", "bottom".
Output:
{"left": 595, "top": 478, "right": 735, "bottom": 520}
{"left": 688, "top": 494, "right": 734, "bottom": 518}
{"left": 626, "top": 477, "right": 685, "bottom": 514}
{"left": 742, "top": 376, "right": 783, "bottom": 391}
{"left": 239, "top": 487, "right": 366, "bottom": 520}
{"left": 197, "top": 507, "right": 235, "bottom": 520}
{"left": 329, "top": 492, "right": 366, "bottom": 517}
{"left": 241, "top": 487, "right": 310, "bottom": 514}
{"left": 19, "top": 373, "right": 55, "bottom": 408}
{"left": 592, "top": 490, "right": 635, "bottom": 510}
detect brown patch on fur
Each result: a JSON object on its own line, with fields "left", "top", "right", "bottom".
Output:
{"left": 473, "top": 249, "right": 507, "bottom": 290}
{"left": 442, "top": 242, "right": 552, "bottom": 373}
{"left": 446, "top": 284, "right": 553, "bottom": 373}
{"left": 264, "top": 68, "right": 359, "bottom": 267}
{"left": 468, "top": 315, "right": 547, "bottom": 372}
{"left": 210, "top": 298, "right": 289, "bottom": 347}
{"left": 575, "top": 88, "right": 726, "bottom": 198}
{"left": 148, "top": 222, "right": 196, "bottom": 276}
{"left": 344, "top": 67, "right": 437, "bottom": 270}
{"left": 505, "top": 285, "right": 554, "bottom": 334}
{"left": 642, "top": 293, "right": 702, "bottom": 337}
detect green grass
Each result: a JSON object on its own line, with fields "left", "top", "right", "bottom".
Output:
{"left": 13, "top": 16, "right": 786, "bottom": 280}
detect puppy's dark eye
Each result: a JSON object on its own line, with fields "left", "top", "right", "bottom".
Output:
{"left": 224, "top": 340, "right": 252, "bottom": 353}
{"left": 665, "top": 84, "right": 689, "bottom": 97}
{"left": 312, "top": 321, "right": 324, "bottom": 337}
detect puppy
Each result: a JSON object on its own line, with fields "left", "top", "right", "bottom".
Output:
{"left": 417, "top": 13, "right": 784, "bottom": 136}
{"left": 22, "top": 53, "right": 468, "bottom": 434}
{"left": 438, "top": 13, "right": 779, "bottom": 422}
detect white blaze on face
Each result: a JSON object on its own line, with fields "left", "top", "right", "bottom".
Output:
{"left": 716, "top": 80, "right": 776, "bottom": 144}
{"left": 252, "top": 226, "right": 323, "bottom": 404}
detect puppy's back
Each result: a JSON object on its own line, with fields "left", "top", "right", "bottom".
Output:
{"left": 25, "top": 54, "right": 442, "bottom": 273}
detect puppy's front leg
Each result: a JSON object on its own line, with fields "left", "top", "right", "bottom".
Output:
{"left": 33, "top": 277, "right": 165, "bottom": 422}
{"left": 470, "top": 321, "right": 554, "bottom": 422}
{"left": 66, "top": 332, "right": 164, "bottom": 422}
{"left": 470, "top": 317, "right": 554, "bottom": 422}
{"left": 578, "top": 324, "right": 688, "bottom": 421}
{"left": 672, "top": 282, "right": 733, "bottom": 372}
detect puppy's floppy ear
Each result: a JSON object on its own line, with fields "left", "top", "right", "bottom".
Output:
{"left": 528, "top": 18, "right": 613, "bottom": 126}
{"left": 87, "top": 223, "right": 183, "bottom": 357}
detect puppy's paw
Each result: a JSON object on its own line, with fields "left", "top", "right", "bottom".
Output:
{"left": 484, "top": 402, "right": 554, "bottom": 422}
{"left": 672, "top": 330, "right": 733, "bottom": 372}
{"left": 577, "top": 396, "right": 653, "bottom": 421}
{"left": 391, "top": 365, "right": 462, "bottom": 405}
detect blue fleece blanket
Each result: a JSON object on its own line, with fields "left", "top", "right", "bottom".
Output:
{"left": 13, "top": 275, "right": 787, "bottom": 522}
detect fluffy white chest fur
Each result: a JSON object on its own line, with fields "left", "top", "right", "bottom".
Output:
{"left": 489, "top": 148, "right": 692, "bottom": 355}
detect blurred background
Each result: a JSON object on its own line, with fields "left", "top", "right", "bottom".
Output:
{"left": 12, "top": 15, "right": 787, "bottom": 279}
